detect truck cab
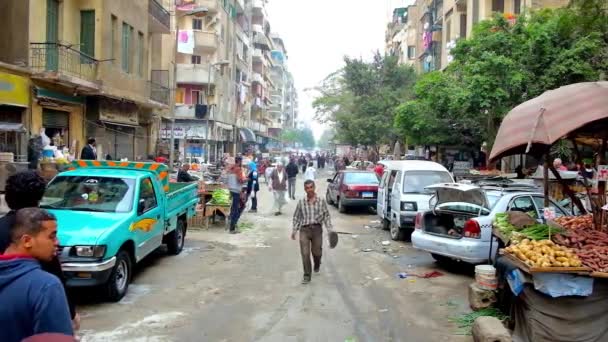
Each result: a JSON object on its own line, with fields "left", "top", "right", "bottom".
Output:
{"left": 41, "top": 160, "right": 199, "bottom": 301}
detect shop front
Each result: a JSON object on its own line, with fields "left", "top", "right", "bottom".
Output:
{"left": 0, "top": 70, "right": 29, "bottom": 158}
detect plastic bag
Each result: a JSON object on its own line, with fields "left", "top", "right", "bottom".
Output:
{"left": 533, "top": 273, "right": 594, "bottom": 298}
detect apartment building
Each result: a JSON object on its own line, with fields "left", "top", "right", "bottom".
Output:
{"left": 0, "top": 0, "right": 173, "bottom": 160}
{"left": 387, "top": 0, "right": 569, "bottom": 74}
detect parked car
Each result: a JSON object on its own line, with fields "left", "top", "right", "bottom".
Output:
{"left": 326, "top": 170, "right": 379, "bottom": 213}
{"left": 346, "top": 160, "right": 374, "bottom": 170}
{"left": 41, "top": 161, "right": 199, "bottom": 302}
{"left": 411, "top": 182, "right": 571, "bottom": 265}
{"left": 377, "top": 160, "right": 454, "bottom": 241}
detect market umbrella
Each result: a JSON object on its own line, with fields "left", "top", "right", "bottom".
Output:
{"left": 489, "top": 82, "right": 608, "bottom": 162}
{"left": 393, "top": 141, "right": 402, "bottom": 160}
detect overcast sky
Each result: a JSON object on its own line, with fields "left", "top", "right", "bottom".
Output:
{"left": 266, "top": 0, "right": 413, "bottom": 140}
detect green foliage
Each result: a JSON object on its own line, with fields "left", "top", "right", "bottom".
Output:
{"left": 280, "top": 128, "right": 316, "bottom": 149}
{"left": 317, "top": 129, "right": 336, "bottom": 149}
{"left": 312, "top": 53, "right": 417, "bottom": 148}
{"left": 395, "top": 6, "right": 608, "bottom": 149}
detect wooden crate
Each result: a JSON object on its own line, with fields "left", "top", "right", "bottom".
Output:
{"left": 187, "top": 211, "right": 206, "bottom": 228}
{"left": 503, "top": 252, "right": 591, "bottom": 275}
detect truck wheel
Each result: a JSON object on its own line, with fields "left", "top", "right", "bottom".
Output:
{"left": 382, "top": 218, "right": 390, "bottom": 231}
{"left": 338, "top": 197, "right": 347, "bottom": 213}
{"left": 105, "top": 250, "right": 131, "bottom": 302}
{"left": 167, "top": 219, "right": 186, "bottom": 255}
{"left": 390, "top": 220, "right": 405, "bottom": 241}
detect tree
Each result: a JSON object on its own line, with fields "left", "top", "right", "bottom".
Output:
{"left": 280, "top": 128, "right": 315, "bottom": 149}
{"left": 312, "top": 53, "right": 416, "bottom": 153}
{"left": 317, "top": 129, "right": 336, "bottom": 149}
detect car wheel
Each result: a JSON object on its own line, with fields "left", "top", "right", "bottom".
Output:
{"left": 382, "top": 218, "right": 390, "bottom": 231}
{"left": 431, "top": 253, "right": 452, "bottom": 264}
{"left": 390, "top": 220, "right": 405, "bottom": 241}
{"left": 326, "top": 190, "right": 334, "bottom": 205}
{"left": 338, "top": 197, "right": 347, "bottom": 213}
{"left": 105, "top": 250, "right": 132, "bottom": 302}
{"left": 167, "top": 219, "right": 186, "bottom": 255}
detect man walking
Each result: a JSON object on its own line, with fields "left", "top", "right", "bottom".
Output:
{"left": 270, "top": 162, "right": 288, "bottom": 215}
{"left": 0, "top": 208, "right": 74, "bottom": 342}
{"left": 304, "top": 161, "right": 317, "bottom": 181}
{"left": 292, "top": 180, "right": 334, "bottom": 284}
{"left": 286, "top": 158, "right": 299, "bottom": 200}
{"left": 227, "top": 156, "right": 246, "bottom": 233}
{"left": 246, "top": 160, "right": 260, "bottom": 213}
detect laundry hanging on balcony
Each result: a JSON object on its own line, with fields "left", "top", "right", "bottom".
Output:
{"left": 177, "top": 30, "right": 194, "bottom": 54}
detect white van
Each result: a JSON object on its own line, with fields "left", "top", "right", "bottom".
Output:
{"left": 377, "top": 161, "right": 454, "bottom": 240}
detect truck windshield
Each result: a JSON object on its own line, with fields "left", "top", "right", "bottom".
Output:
{"left": 41, "top": 176, "right": 136, "bottom": 213}
{"left": 403, "top": 171, "right": 453, "bottom": 194}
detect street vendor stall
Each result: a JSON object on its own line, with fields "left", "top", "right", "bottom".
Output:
{"left": 487, "top": 81, "right": 608, "bottom": 342}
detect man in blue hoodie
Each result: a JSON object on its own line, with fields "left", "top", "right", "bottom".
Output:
{"left": 0, "top": 207, "right": 74, "bottom": 342}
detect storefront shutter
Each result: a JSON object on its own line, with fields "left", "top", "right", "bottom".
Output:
{"left": 42, "top": 109, "right": 69, "bottom": 128}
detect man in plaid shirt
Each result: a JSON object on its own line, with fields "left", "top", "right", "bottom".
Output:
{"left": 291, "top": 179, "right": 334, "bottom": 284}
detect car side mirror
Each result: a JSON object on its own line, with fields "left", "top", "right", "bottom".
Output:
{"left": 327, "top": 178, "right": 333, "bottom": 183}
{"left": 137, "top": 199, "right": 146, "bottom": 215}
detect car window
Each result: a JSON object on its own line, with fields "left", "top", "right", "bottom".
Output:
{"left": 344, "top": 172, "right": 379, "bottom": 184}
{"left": 402, "top": 171, "right": 453, "bottom": 194}
{"left": 387, "top": 170, "right": 398, "bottom": 189}
{"left": 509, "top": 196, "right": 538, "bottom": 218}
{"left": 486, "top": 194, "right": 500, "bottom": 209}
{"left": 139, "top": 178, "right": 158, "bottom": 214}
{"left": 380, "top": 171, "right": 389, "bottom": 187}
{"left": 532, "top": 196, "right": 567, "bottom": 217}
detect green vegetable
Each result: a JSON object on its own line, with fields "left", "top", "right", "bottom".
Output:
{"left": 449, "top": 308, "right": 508, "bottom": 335}
{"left": 210, "top": 189, "right": 231, "bottom": 205}
{"left": 519, "top": 224, "right": 563, "bottom": 241}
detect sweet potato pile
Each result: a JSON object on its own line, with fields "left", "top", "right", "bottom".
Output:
{"left": 553, "top": 225, "right": 608, "bottom": 272}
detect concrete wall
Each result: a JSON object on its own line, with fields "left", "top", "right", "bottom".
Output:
{"left": 0, "top": 0, "right": 30, "bottom": 66}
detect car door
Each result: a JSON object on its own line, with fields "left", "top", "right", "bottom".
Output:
{"left": 532, "top": 196, "right": 569, "bottom": 218}
{"left": 328, "top": 172, "right": 340, "bottom": 202}
{"left": 377, "top": 170, "right": 389, "bottom": 219}
{"left": 390, "top": 171, "right": 403, "bottom": 220}
{"left": 132, "top": 177, "right": 164, "bottom": 261}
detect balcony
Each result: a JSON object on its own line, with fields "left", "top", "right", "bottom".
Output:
{"left": 176, "top": 64, "right": 215, "bottom": 85}
{"left": 252, "top": 48, "right": 263, "bottom": 63}
{"left": 252, "top": 0, "right": 267, "bottom": 17}
{"left": 149, "top": 0, "right": 171, "bottom": 33}
{"left": 148, "top": 81, "right": 170, "bottom": 105}
{"left": 252, "top": 72, "right": 264, "bottom": 85}
{"left": 197, "top": 0, "right": 219, "bottom": 13}
{"left": 194, "top": 31, "right": 219, "bottom": 52}
{"left": 30, "top": 43, "right": 100, "bottom": 93}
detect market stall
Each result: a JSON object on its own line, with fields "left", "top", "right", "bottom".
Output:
{"left": 487, "top": 81, "right": 608, "bottom": 341}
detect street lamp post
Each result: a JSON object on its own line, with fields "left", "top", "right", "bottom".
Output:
{"left": 169, "top": 7, "right": 208, "bottom": 171}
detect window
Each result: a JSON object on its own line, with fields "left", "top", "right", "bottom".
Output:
{"left": 402, "top": 171, "right": 453, "bottom": 194}
{"left": 509, "top": 196, "right": 538, "bottom": 218}
{"left": 111, "top": 15, "right": 117, "bottom": 63}
{"left": 138, "top": 178, "right": 157, "bottom": 214}
{"left": 80, "top": 10, "right": 95, "bottom": 58}
{"left": 492, "top": 0, "right": 505, "bottom": 12}
{"left": 191, "top": 55, "right": 202, "bottom": 64}
{"left": 129, "top": 26, "right": 134, "bottom": 72}
{"left": 192, "top": 90, "right": 202, "bottom": 105}
{"left": 533, "top": 197, "right": 568, "bottom": 218}
{"left": 175, "top": 88, "right": 185, "bottom": 104}
{"left": 514, "top": 0, "right": 521, "bottom": 14}
{"left": 343, "top": 172, "right": 380, "bottom": 184}
{"left": 445, "top": 19, "right": 452, "bottom": 41}
{"left": 473, "top": 0, "right": 479, "bottom": 24}
{"left": 192, "top": 18, "right": 203, "bottom": 30}
{"left": 407, "top": 46, "right": 416, "bottom": 59}
{"left": 137, "top": 32, "right": 144, "bottom": 76}
{"left": 460, "top": 14, "right": 467, "bottom": 39}
{"left": 46, "top": 0, "right": 59, "bottom": 43}
{"left": 121, "top": 22, "right": 131, "bottom": 72}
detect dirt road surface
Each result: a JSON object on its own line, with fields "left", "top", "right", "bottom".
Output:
{"left": 76, "top": 170, "right": 474, "bottom": 342}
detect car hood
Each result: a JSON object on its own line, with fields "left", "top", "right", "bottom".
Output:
{"left": 50, "top": 210, "right": 131, "bottom": 246}
{"left": 425, "top": 183, "right": 488, "bottom": 209}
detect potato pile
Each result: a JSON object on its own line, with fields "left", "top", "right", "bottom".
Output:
{"left": 504, "top": 239, "right": 582, "bottom": 268}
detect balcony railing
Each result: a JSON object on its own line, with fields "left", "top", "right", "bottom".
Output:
{"left": 30, "top": 42, "right": 98, "bottom": 82}
{"left": 194, "top": 31, "right": 219, "bottom": 51}
{"left": 149, "top": 0, "right": 171, "bottom": 31}
{"left": 148, "top": 81, "right": 169, "bottom": 105}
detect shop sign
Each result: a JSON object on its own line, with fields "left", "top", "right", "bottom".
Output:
{"left": 0, "top": 71, "right": 29, "bottom": 107}
{"left": 160, "top": 127, "right": 185, "bottom": 139}
{"left": 598, "top": 165, "right": 608, "bottom": 181}
{"left": 100, "top": 107, "right": 139, "bottom": 126}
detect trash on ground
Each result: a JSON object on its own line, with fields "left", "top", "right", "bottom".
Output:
{"left": 362, "top": 248, "right": 373, "bottom": 252}
{"left": 449, "top": 308, "right": 508, "bottom": 335}
{"left": 370, "top": 220, "right": 380, "bottom": 224}
{"left": 352, "top": 235, "right": 359, "bottom": 238}
{"left": 345, "top": 338, "right": 356, "bottom": 342}
{"left": 397, "top": 271, "right": 444, "bottom": 279}
{"left": 255, "top": 243, "right": 271, "bottom": 248}
{"left": 373, "top": 277, "right": 381, "bottom": 281}
{"left": 378, "top": 309, "right": 389, "bottom": 313}
{"left": 381, "top": 240, "right": 391, "bottom": 246}
{"left": 364, "top": 225, "right": 371, "bottom": 229}
{"left": 397, "top": 272, "right": 408, "bottom": 279}
{"left": 408, "top": 279, "right": 416, "bottom": 283}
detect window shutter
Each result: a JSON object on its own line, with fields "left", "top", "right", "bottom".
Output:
{"left": 80, "top": 10, "right": 96, "bottom": 58}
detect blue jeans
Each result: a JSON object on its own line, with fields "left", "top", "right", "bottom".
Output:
{"left": 230, "top": 191, "right": 242, "bottom": 231}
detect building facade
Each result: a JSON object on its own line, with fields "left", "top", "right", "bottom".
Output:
{"left": 0, "top": 0, "right": 173, "bottom": 161}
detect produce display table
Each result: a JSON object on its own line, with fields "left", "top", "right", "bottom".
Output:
{"left": 203, "top": 203, "right": 231, "bottom": 229}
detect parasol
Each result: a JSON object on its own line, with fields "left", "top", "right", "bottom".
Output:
{"left": 489, "top": 82, "right": 608, "bottom": 162}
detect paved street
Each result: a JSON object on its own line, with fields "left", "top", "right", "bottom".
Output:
{"left": 76, "top": 170, "right": 474, "bottom": 342}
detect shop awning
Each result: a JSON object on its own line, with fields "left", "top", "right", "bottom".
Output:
{"left": 215, "top": 122, "right": 233, "bottom": 131}
{"left": 0, "top": 123, "right": 25, "bottom": 132}
{"left": 239, "top": 128, "right": 256, "bottom": 142}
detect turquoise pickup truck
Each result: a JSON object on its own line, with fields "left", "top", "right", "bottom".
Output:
{"left": 40, "top": 160, "right": 199, "bottom": 301}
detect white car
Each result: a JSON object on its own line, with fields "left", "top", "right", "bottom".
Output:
{"left": 411, "top": 182, "right": 571, "bottom": 264}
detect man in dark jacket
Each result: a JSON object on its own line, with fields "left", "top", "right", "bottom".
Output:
{"left": 285, "top": 158, "right": 299, "bottom": 200}
{"left": 0, "top": 208, "right": 74, "bottom": 342}
{"left": 0, "top": 171, "right": 77, "bottom": 326}
{"left": 80, "top": 138, "right": 97, "bottom": 160}
{"left": 177, "top": 164, "right": 196, "bottom": 182}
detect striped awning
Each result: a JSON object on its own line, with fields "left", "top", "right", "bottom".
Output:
{"left": 490, "top": 82, "right": 608, "bottom": 162}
